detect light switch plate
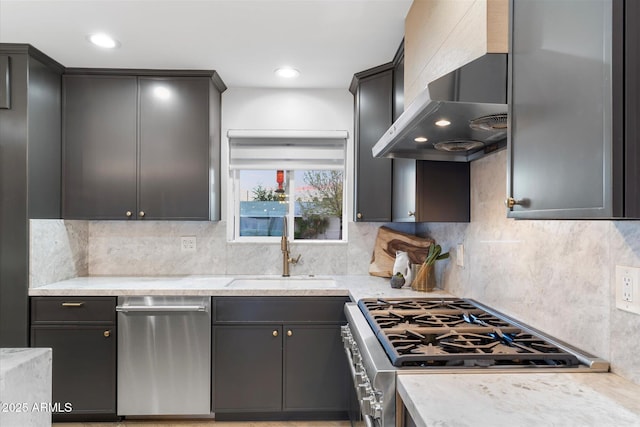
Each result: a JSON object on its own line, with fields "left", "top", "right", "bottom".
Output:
{"left": 615, "top": 265, "right": 640, "bottom": 315}
{"left": 456, "top": 244, "right": 464, "bottom": 268}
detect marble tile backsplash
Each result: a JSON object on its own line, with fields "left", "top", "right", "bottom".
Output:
{"left": 419, "top": 149, "right": 640, "bottom": 385}
{"left": 29, "top": 219, "right": 383, "bottom": 280}
{"left": 29, "top": 219, "right": 88, "bottom": 287}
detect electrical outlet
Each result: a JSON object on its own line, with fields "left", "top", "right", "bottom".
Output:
{"left": 623, "top": 276, "right": 633, "bottom": 302}
{"left": 615, "top": 265, "right": 640, "bottom": 315}
{"left": 181, "top": 236, "right": 197, "bottom": 253}
{"left": 456, "top": 244, "right": 464, "bottom": 268}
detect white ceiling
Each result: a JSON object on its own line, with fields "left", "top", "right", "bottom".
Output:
{"left": 0, "top": 0, "right": 412, "bottom": 89}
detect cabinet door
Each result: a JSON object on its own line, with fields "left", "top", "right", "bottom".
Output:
{"left": 392, "top": 158, "right": 416, "bottom": 222}
{"left": 283, "top": 325, "right": 348, "bottom": 412}
{"left": 31, "top": 325, "right": 116, "bottom": 419}
{"left": 138, "top": 77, "right": 210, "bottom": 220}
{"left": 416, "top": 161, "right": 470, "bottom": 222}
{"left": 354, "top": 70, "right": 393, "bottom": 221}
{"left": 63, "top": 75, "right": 137, "bottom": 219}
{"left": 508, "top": 0, "right": 614, "bottom": 218}
{"left": 213, "top": 325, "right": 283, "bottom": 412}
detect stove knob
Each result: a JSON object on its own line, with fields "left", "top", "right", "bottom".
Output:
{"left": 340, "top": 326, "right": 351, "bottom": 339}
{"left": 361, "top": 394, "right": 375, "bottom": 415}
{"left": 373, "top": 402, "right": 383, "bottom": 419}
{"left": 357, "top": 379, "right": 370, "bottom": 396}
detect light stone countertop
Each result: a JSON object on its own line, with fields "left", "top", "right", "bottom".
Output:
{"left": 397, "top": 372, "right": 640, "bottom": 427}
{"left": 28, "top": 274, "right": 452, "bottom": 301}
{"left": 0, "top": 348, "right": 51, "bottom": 376}
{"left": 33, "top": 275, "right": 640, "bottom": 425}
{"left": 0, "top": 348, "right": 52, "bottom": 427}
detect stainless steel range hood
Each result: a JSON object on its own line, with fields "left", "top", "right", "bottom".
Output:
{"left": 372, "top": 53, "right": 508, "bottom": 162}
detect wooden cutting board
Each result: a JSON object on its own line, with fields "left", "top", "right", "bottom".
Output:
{"left": 369, "top": 226, "right": 434, "bottom": 277}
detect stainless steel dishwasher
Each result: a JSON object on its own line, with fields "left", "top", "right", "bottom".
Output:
{"left": 116, "top": 296, "right": 211, "bottom": 416}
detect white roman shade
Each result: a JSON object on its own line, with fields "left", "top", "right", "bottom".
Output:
{"left": 228, "top": 129, "right": 348, "bottom": 170}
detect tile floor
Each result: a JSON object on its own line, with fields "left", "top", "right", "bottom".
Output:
{"left": 54, "top": 421, "right": 350, "bottom": 427}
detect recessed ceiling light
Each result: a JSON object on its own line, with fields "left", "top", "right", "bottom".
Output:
{"left": 275, "top": 67, "right": 300, "bottom": 78}
{"left": 414, "top": 137, "right": 428, "bottom": 143}
{"left": 88, "top": 33, "right": 119, "bottom": 49}
{"left": 435, "top": 119, "right": 451, "bottom": 127}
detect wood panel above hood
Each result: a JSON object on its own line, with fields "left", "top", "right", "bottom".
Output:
{"left": 404, "top": 0, "right": 508, "bottom": 106}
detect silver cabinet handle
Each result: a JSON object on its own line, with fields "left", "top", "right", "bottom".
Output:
{"left": 116, "top": 305, "right": 206, "bottom": 313}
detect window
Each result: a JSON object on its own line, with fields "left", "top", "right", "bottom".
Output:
{"left": 229, "top": 130, "right": 347, "bottom": 242}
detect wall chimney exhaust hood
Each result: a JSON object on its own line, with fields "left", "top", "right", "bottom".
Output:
{"left": 372, "top": 53, "right": 508, "bottom": 162}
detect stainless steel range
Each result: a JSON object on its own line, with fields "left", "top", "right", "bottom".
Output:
{"left": 342, "top": 297, "right": 609, "bottom": 427}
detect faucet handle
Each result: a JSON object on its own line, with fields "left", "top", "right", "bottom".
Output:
{"left": 290, "top": 254, "right": 302, "bottom": 265}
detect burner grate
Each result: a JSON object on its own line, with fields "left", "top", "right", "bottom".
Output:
{"left": 358, "top": 298, "right": 582, "bottom": 368}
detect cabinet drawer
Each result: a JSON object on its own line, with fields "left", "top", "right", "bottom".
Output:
{"left": 213, "top": 297, "right": 348, "bottom": 323}
{"left": 31, "top": 297, "right": 116, "bottom": 323}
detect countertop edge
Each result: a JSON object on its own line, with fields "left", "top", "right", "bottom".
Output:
{"left": 396, "top": 373, "right": 640, "bottom": 426}
{"left": 27, "top": 275, "right": 453, "bottom": 301}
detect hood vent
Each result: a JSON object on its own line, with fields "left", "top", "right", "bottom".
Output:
{"left": 372, "top": 54, "right": 508, "bottom": 162}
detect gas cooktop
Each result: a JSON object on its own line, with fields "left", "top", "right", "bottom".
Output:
{"left": 358, "top": 298, "right": 603, "bottom": 369}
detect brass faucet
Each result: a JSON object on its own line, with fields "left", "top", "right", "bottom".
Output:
{"left": 281, "top": 216, "right": 301, "bottom": 277}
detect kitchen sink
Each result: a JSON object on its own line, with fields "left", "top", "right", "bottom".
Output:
{"left": 226, "top": 277, "right": 337, "bottom": 289}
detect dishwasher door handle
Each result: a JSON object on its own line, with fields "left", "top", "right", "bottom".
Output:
{"left": 116, "top": 305, "right": 207, "bottom": 313}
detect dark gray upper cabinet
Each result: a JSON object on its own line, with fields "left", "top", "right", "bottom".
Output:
{"left": 351, "top": 65, "right": 394, "bottom": 222}
{"left": 0, "top": 44, "right": 63, "bottom": 347}
{"left": 63, "top": 75, "right": 138, "bottom": 219}
{"left": 392, "top": 41, "right": 404, "bottom": 123}
{"left": 63, "top": 71, "right": 225, "bottom": 221}
{"left": 138, "top": 77, "right": 210, "bottom": 220}
{"left": 391, "top": 42, "right": 417, "bottom": 223}
{"left": 507, "top": 0, "right": 639, "bottom": 219}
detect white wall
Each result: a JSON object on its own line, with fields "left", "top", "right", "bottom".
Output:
{"left": 220, "top": 87, "right": 355, "bottom": 226}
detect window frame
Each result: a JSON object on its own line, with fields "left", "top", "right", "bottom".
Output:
{"left": 231, "top": 168, "right": 347, "bottom": 243}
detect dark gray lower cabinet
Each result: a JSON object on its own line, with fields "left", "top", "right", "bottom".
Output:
{"left": 213, "top": 297, "right": 349, "bottom": 420}
{"left": 30, "top": 297, "right": 117, "bottom": 421}
{"left": 214, "top": 325, "right": 283, "bottom": 412}
{"left": 283, "top": 325, "right": 347, "bottom": 412}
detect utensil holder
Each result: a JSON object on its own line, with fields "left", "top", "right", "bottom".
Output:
{"left": 412, "top": 263, "right": 436, "bottom": 292}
